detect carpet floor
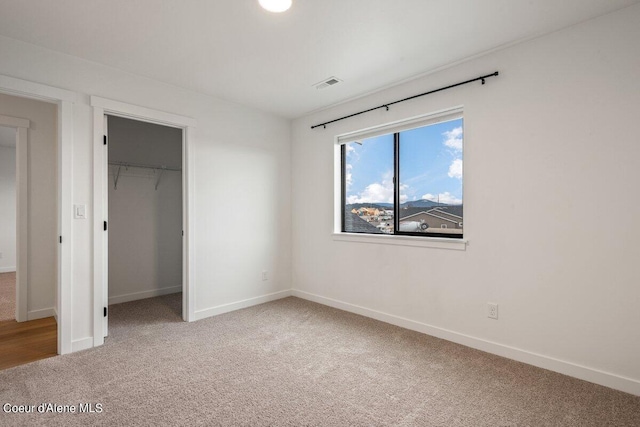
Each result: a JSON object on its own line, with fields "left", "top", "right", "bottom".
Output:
{"left": 0, "top": 294, "right": 638, "bottom": 426}
{"left": 0, "top": 272, "right": 16, "bottom": 322}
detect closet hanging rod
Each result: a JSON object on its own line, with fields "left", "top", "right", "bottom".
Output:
{"left": 108, "top": 161, "right": 181, "bottom": 172}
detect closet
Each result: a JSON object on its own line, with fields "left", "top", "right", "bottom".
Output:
{"left": 106, "top": 115, "right": 183, "bottom": 313}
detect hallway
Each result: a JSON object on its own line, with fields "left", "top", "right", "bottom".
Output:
{"left": 0, "top": 272, "right": 57, "bottom": 370}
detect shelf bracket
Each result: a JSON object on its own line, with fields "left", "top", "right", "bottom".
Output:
{"left": 155, "top": 167, "right": 166, "bottom": 190}
{"left": 113, "top": 165, "right": 122, "bottom": 190}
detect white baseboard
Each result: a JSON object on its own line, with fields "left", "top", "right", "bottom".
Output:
{"left": 27, "top": 307, "right": 56, "bottom": 321}
{"left": 292, "top": 290, "right": 640, "bottom": 397}
{"left": 0, "top": 266, "right": 16, "bottom": 273}
{"left": 194, "top": 289, "right": 292, "bottom": 321}
{"left": 71, "top": 337, "right": 93, "bottom": 352}
{"left": 53, "top": 307, "right": 58, "bottom": 322}
{"left": 109, "top": 285, "right": 182, "bottom": 305}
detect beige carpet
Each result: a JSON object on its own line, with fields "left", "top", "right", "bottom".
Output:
{"left": 0, "top": 294, "right": 638, "bottom": 426}
{"left": 0, "top": 272, "right": 16, "bottom": 322}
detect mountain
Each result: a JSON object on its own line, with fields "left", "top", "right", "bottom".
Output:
{"left": 346, "top": 203, "right": 392, "bottom": 210}
{"left": 400, "top": 199, "right": 449, "bottom": 208}
{"left": 346, "top": 199, "right": 457, "bottom": 210}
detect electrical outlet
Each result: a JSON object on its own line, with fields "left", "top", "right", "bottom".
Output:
{"left": 488, "top": 303, "right": 498, "bottom": 319}
{"left": 262, "top": 271, "right": 268, "bottom": 281}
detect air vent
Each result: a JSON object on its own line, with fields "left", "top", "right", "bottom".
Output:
{"left": 314, "top": 76, "right": 342, "bottom": 90}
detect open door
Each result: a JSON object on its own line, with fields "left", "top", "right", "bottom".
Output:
{"left": 102, "top": 114, "right": 109, "bottom": 338}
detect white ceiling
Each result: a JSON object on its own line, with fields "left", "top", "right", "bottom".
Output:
{"left": 0, "top": 126, "right": 16, "bottom": 147}
{"left": 0, "top": 0, "right": 636, "bottom": 118}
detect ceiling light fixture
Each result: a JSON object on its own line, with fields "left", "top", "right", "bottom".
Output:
{"left": 258, "top": 0, "right": 292, "bottom": 13}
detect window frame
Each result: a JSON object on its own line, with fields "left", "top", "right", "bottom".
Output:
{"left": 335, "top": 107, "right": 464, "bottom": 241}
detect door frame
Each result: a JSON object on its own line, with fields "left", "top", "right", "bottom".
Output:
{"left": 0, "top": 114, "right": 29, "bottom": 322}
{"left": 91, "top": 96, "right": 197, "bottom": 347}
{"left": 0, "top": 74, "right": 76, "bottom": 355}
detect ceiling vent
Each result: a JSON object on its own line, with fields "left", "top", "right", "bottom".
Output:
{"left": 314, "top": 76, "right": 342, "bottom": 90}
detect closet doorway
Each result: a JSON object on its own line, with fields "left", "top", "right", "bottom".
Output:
{"left": 91, "top": 96, "right": 197, "bottom": 347}
{"left": 102, "top": 114, "right": 185, "bottom": 338}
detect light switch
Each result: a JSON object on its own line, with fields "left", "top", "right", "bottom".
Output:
{"left": 74, "top": 204, "right": 86, "bottom": 219}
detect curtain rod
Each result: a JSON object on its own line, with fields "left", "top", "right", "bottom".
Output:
{"left": 311, "top": 71, "right": 499, "bottom": 130}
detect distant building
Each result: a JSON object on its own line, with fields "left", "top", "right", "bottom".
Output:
{"left": 356, "top": 207, "right": 381, "bottom": 217}
{"left": 399, "top": 207, "right": 463, "bottom": 232}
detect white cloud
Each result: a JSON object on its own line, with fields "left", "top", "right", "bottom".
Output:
{"left": 347, "top": 172, "right": 408, "bottom": 204}
{"left": 448, "top": 158, "right": 463, "bottom": 179}
{"left": 345, "top": 164, "right": 353, "bottom": 189}
{"left": 445, "top": 127, "right": 463, "bottom": 138}
{"left": 349, "top": 182, "right": 393, "bottom": 204}
{"left": 421, "top": 191, "right": 462, "bottom": 205}
{"left": 400, "top": 189, "right": 408, "bottom": 204}
{"left": 346, "top": 195, "right": 358, "bottom": 204}
{"left": 443, "top": 127, "right": 463, "bottom": 152}
{"left": 345, "top": 143, "right": 361, "bottom": 162}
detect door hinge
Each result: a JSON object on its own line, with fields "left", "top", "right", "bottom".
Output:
{"left": 103, "top": 135, "right": 107, "bottom": 145}
{"left": 104, "top": 307, "right": 107, "bottom": 317}
{"left": 59, "top": 236, "right": 62, "bottom": 243}
{"left": 182, "top": 230, "right": 184, "bottom": 237}
{"left": 104, "top": 221, "right": 108, "bottom": 231}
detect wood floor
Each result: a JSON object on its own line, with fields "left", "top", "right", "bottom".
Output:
{"left": 0, "top": 317, "right": 57, "bottom": 370}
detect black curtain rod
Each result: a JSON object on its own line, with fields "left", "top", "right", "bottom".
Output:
{"left": 311, "top": 71, "right": 499, "bottom": 129}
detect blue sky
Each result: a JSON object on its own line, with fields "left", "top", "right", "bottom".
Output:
{"left": 345, "top": 118, "right": 463, "bottom": 205}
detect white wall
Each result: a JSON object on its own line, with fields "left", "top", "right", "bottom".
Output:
{"left": 0, "top": 143, "right": 16, "bottom": 273}
{"left": 0, "top": 33, "right": 291, "bottom": 346}
{"left": 0, "top": 94, "right": 57, "bottom": 318}
{"left": 291, "top": 5, "right": 640, "bottom": 394}
{"left": 107, "top": 116, "right": 182, "bottom": 304}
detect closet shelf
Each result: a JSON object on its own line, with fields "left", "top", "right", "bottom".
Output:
{"left": 108, "top": 161, "right": 181, "bottom": 190}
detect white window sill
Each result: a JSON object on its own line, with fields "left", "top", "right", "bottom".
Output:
{"left": 332, "top": 232, "right": 467, "bottom": 251}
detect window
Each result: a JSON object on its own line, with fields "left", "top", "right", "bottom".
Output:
{"left": 340, "top": 112, "right": 463, "bottom": 239}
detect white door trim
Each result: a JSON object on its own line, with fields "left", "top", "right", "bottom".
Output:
{"left": 0, "top": 115, "right": 30, "bottom": 128}
{"left": 91, "top": 96, "right": 197, "bottom": 347}
{"left": 90, "top": 97, "right": 197, "bottom": 128}
{"left": 0, "top": 74, "right": 77, "bottom": 355}
{"left": 0, "top": 115, "right": 29, "bottom": 322}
